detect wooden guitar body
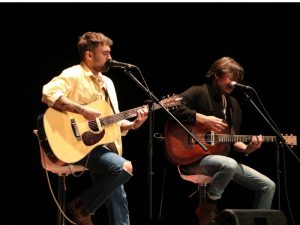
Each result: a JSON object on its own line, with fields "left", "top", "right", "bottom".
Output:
{"left": 164, "top": 119, "right": 230, "bottom": 165}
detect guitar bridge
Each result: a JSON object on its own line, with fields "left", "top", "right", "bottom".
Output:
{"left": 187, "top": 131, "right": 214, "bottom": 146}
{"left": 71, "top": 118, "right": 82, "bottom": 141}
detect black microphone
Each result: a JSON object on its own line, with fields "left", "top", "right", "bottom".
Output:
{"left": 107, "top": 60, "right": 136, "bottom": 69}
{"left": 230, "top": 81, "right": 252, "bottom": 90}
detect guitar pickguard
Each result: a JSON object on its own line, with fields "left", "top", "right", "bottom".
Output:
{"left": 82, "top": 130, "right": 105, "bottom": 146}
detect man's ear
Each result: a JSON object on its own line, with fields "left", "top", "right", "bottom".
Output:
{"left": 214, "top": 73, "right": 219, "bottom": 80}
{"left": 85, "top": 51, "right": 93, "bottom": 60}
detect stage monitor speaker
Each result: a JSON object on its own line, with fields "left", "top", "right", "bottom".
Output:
{"left": 210, "top": 209, "right": 287, "bottom": 225}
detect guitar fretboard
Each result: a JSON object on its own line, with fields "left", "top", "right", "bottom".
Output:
{"left": 214, "top": 134, "right": 276, "bottom": 143}
{"left": 100, "top": 106, "right": 142, "bottom": 126}
{"left": 193, "top": 133, "right": 277, "bottom": 143}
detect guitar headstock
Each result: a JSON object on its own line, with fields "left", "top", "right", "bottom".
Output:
{"left": 282, "top": 134, "right": 297, "bottom": 146}
{"left": 160, "top": 94, "right": 182, "bottom": 110}
{"left": 151, "top": 94, "right": 182, "bottom": 111}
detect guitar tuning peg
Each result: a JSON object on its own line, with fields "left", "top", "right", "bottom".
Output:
{"left": 162, "top": 94, "right": 171, "bottom": 99}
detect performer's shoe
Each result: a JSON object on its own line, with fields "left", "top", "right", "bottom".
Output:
{"left": 68, "top": 196, "right": 93, "bottom": 225}
{"left": 195, "top": 198, "right": 218, "bottom": 225}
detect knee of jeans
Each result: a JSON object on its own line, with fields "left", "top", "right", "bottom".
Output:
{"left": 123, "top": 161, "right": 133, "bottom": 174}
{"left": 224, "top": 158, "right": 238, "bottom": 173}
{"left": 266, "top": 180, "right": 276, "bottom": 193}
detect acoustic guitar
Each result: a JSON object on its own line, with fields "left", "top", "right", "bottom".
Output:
{"left": 164, "top": 119, "right": 297, "bottom": 165}
{"left": 38, "top": 95, "right": 181, "bottom": 164}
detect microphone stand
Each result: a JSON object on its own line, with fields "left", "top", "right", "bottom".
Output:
{"left": 123, "top": 69, "right": 207, "bottom": 150}
{"left": 147, "top": 99, "right": 154, "bottom": 220}
{"left": 122, "top": 68, "right": 207, "bottom": 222}
{"left": 242, "top": 89, "right": 299, "bottom": 210}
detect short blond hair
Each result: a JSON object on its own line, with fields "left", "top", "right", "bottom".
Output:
{"left": 77, "top": 32, "right": 113, "bottom": 60}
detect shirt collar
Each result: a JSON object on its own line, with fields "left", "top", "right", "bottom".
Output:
{"left": 80, "top": 61, "right": 103, "bottom": 78}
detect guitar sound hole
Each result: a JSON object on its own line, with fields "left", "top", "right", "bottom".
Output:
{"left": 204, "top": 132, "right": 211, "bottom": 144}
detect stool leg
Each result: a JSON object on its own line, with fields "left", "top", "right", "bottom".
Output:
{"left": 57, "top": 175, "right": 66, "bottom": 225}
{"left": 198, "top": 184, "right": 207, "bottom": 225}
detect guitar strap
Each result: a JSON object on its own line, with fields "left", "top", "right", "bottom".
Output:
{"left": 204, "top": 84, "right": 213, "bottom": 112}
{"left": 222, "top": 94, "right": 227, "bottom": 120}
{"left": 204, "top": 84, "right": 233, "bottom": 133}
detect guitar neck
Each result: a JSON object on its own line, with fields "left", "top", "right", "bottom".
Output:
{"left": 100, "top": 102, "right": 166, "bottom": 126}
{"left": 100, "top": 106, "right": 142, "bottom": 126}
{"left": 98, "top": 95, "right": 181, "bottom": 127}
{"left": 216, "top": 134, "right": 276, "bottom": 143}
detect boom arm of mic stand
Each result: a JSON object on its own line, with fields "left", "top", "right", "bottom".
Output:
{"left": 242, "top": 89, "right": 300, "bottom": 210}
{"left": 243, "top": 91, "right": 289, "bottom": 147}
{"left": 243, "top": 90, "right": 300, "bottom": 161}
{"left": 123, "top": 69, "right": 207, "bottom": 151}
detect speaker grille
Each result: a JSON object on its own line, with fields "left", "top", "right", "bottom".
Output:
{"left": 211, "top": 209, "right": 287, "bottom": 225}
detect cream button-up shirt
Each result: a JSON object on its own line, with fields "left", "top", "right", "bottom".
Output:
{"left": 42, "top": 62, "right": 128, "bottom": 136}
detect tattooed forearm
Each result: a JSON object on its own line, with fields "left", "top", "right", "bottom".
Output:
{"left": 52, "top": 96, "right": 85, "bottom": 114}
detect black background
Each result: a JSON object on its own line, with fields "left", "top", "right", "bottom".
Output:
{"left": 1, "top": 3, "right": 299, "bottom": 225}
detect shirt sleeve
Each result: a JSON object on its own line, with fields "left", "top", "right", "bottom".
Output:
{"left": 170, "top": 86, "right": 200, "bottom": 124}
{"left": 41, "top": 71, "right": 73, "bottom": 106}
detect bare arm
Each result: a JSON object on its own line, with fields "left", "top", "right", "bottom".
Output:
{"left": 53, "top": 96, "right": 148, "bottom": 131}
{"left": 52, "top": 96, "right": 100, "bottom": 120}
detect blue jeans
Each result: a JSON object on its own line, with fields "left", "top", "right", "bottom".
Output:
{"left": 76, "top": 146, "right": 132, "bottom": 225}
{"left": 182, "top": 155, "right": 276, "bottom": 209}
